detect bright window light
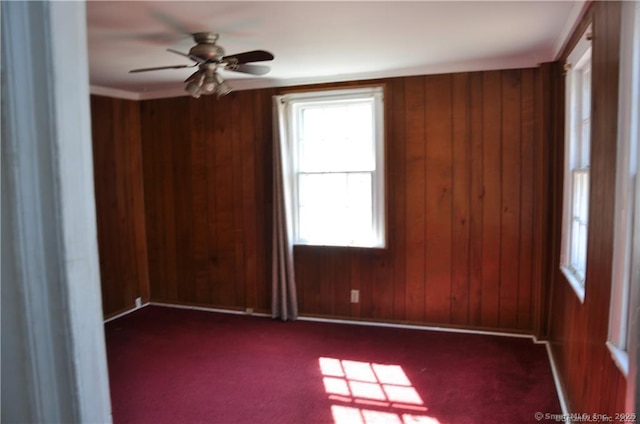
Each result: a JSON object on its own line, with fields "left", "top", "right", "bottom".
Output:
{"left": 283, "top": 87, "right": 385, "bottom": 248}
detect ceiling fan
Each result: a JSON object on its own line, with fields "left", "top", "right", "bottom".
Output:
{"left": 129, "top": 32, "right": 274, "bottom": 98}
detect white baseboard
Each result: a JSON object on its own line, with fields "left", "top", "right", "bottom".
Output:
{"left": 544, "top": 341, "right": 570, "bottom": 416}
{"left": 297, "top": 315, "right": 535, "bottom": 340}
{"left": 149, "top": 302, "right": 271, "bottom": 318}
{"left": 103, "top": 302, "right": 150, "bottom": 323}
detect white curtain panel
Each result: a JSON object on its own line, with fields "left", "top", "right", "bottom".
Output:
{"left": 271, "top": 96, "right": 298, "bottom": 321}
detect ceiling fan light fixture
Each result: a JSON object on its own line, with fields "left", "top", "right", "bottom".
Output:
{"left": 187, "top": 87, "right": 202, "bottom": 99}
{"left": 216, "top": 82, "right": 232, "bottom": 98}
{"left": 203, "top": 83, "right": 217, "bottom": 94}
{"left": 202, "top": 73, "right": 217, "bottom": 94}
{"left": 185, "top": 73, "right": 204, "bottom": 98}
{"left": 214, "top": 73, "right": 232, "bottom": 98}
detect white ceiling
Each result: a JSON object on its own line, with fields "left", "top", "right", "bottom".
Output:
{"left": 86, "top": 1, "right": 585, "bottom": 100}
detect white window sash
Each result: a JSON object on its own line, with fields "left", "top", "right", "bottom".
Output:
{"left": 561, "top": 25, "right": 592, "bottom": 303}
{"left": 282, "top": 87, "right": 385, "bottom": 248}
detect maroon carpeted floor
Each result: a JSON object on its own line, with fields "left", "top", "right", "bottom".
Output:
{"left": 105, "top": 306, "right": 561, "bottom": 424}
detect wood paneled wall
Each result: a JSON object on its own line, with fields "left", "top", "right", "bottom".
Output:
{"left": 139, "top": 91, "right": 274, "bottom": 312}
{"left": 91, "top": 95, "right": 150, "bottom": 317}
{"left": 547, "top": 0, "right": 627, "bottom": 415}
{"left": 293, "top": 70, "right": 544, "bottom": 332}
{"left": 133, "top": 68, "right": 546, "bottom": 333}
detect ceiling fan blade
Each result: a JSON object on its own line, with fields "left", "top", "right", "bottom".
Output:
{"left": 150, "top": 10, "right": 192, "bottom": 35}
{"left": 225, "top": 63, "right": 271, "bottom": 75}
{"left": 222, "top": 50, "right": 274, "bottom": 64}
{"left": 167, "top": 48, "right": 206, "bottom": 64}
{"left": 129, "top": 64, "right": 194, "bottom": 73}
{"left": 184, "top": 70, "right": 203, "bottom": 83}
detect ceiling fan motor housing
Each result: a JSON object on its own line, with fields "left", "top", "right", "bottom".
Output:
{"left": 189, "top": 33, "right": 224, "bottom": 61}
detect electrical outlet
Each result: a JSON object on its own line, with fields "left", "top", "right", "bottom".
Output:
{"left": 245, "top": 307, "right": 254, "bottom": 315}
{"left": 135, "top": 297, "right": 142, "bottom": 308}
{"left": 350, "top": 290, "right": 360, "bottom": 303}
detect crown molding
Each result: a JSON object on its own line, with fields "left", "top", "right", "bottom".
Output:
{"left": 89, "top": 85, "right": 141, "bottom": 100}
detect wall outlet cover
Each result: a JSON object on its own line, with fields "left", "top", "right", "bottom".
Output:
{"left": 350, "top": 290, "right": 360, "bottom": 303}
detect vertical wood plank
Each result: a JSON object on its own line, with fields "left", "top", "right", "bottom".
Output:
{"left": 213, "top": 95, "right": 236, "bottom": 306}
{"left": 468, "top": 73, "right": 484, "bottom": 326}
{"left": 256, "top": 89, "right": 273, "bottom": 312}
{"left": 372, "top": 252, "right": 394, "bottom": 320}
{"left": 173, "top": 98, "right": 195, "bottom": 303}
{"left": 391, "top": 78, "right": 407, "bottom": 322}
{"left": 112, "top": 99, "right": 134, "bottom": 305}
{"left": 205, "top": 99, "right": 220, "bottom": 305}
{"left": 231, "top": 92, "right": 246, "bottom": 307}
{"left": 480, "top": 71, "right": 502, "bottom": 328}
{"left": 241, "top": 92, "right": 259, "bottom": 311}
{"left": 424, "top": 74, "right": 453, "bottom": 323}
{"left": 128, "top": 102, "right": 151, "bottom": 305}
{"left": 161, "top": 99, "right": 181, "bottom": 301}
{"left": 499, "top": 69, "right": 522, "bottom": 329}
{"left": 304, "top": 248, "right": 322, "bottom": 314}
{"left": 91, "top": 96, "right": 116, "bottom": 313}
{"left": 451, "top": 72, "right": 471, "bottom": 326}
{"left": 319, "top": 250, "right": 335, "bottom": 315}
{"left": 518, "top": 68, "right": 535, "bottom": 330}
{"left": 350, "top": 249, "right": 362, "bottom": 318}
{"left": 189, "top": 98, "right": 211, "bottom": 305}
{"left": 334, "top": 251, "right": 352, "bottom": 317}
{"left": 359, "top": 252, "right": 374, "bottom": 318}
{"left": 404, "top": 76, "right": 427, "bottom": 322}
{"left": 141, "top": 101, "right": 165, "bottom": 301}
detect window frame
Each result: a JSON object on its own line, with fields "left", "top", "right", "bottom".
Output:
{"left": 560, "top": 25, "right": 593, "bottom": 302}
{"left": 283, "top": 86, "right": 386, "bottom": 249}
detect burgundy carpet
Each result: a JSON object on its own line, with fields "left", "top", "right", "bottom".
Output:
{"left": 105, "top": 306, "right": 561, "bottom": 424}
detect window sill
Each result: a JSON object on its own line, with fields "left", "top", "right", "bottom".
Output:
{"left": 294, "top": 243, "right": 388, "bottom": 253}
{"left": 606, "top": 341, "right": 629, "bottom": 376}
{"left": 294, "top": 239, "right": 386, "bottom": 250}
{"left": 560, "top": 266, "right": 586, "bottom": 303}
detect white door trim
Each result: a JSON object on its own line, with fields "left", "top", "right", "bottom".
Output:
{"left": 1, "top": 1, "right": 112, "bottom": 422}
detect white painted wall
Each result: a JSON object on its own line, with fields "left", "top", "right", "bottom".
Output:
{"left": 1, "top": 1, "right": 112, "bottom": 422}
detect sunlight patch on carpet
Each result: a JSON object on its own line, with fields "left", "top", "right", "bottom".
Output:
{"left": 319, "top": 357, "right": 441, "bottom": 424}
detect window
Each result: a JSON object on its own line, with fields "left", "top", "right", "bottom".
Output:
{"left": 607, "top": 1, "right": 640, "bottom": 377}
{"left": 281, "top": 87, "right": 385, "bottom": 248}
{"left": 561, "top": 26, "right": 592, "bottom": 301}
